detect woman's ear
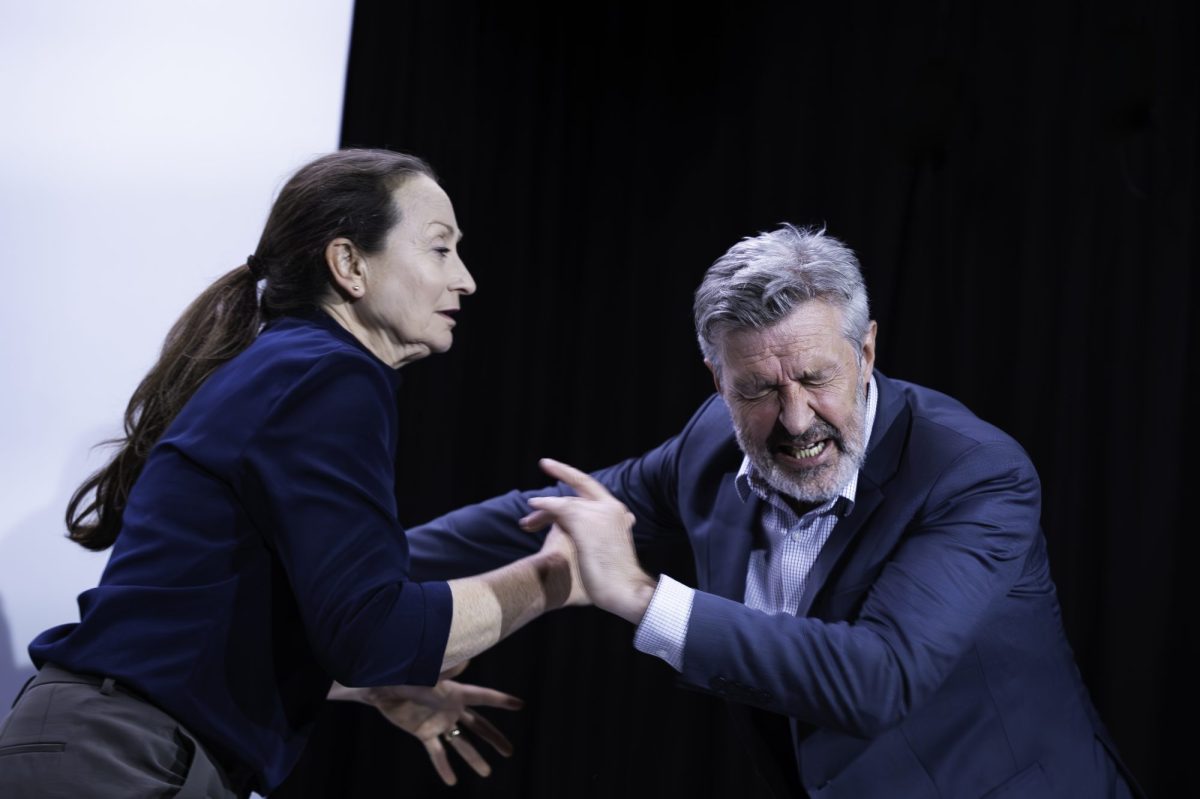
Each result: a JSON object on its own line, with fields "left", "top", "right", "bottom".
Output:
{"left": 324, "top": 237, "right": 366, "bottom": 298}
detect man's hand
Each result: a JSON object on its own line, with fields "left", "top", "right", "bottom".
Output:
{"left": 327, "top": 661, "right": 522, "bottom": 786}
{"left": 522, "top": 457, "right": 657, "bottom": 624}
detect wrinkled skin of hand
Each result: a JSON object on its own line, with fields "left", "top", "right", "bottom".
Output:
{"left": 328, "top": 660, "right": 523, "bottom": 785}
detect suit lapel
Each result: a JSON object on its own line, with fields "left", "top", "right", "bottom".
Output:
{"left": 794, "top": 477, "right": 884, "bottom": 616}
{"left": 704, "top": 472, "right": 761, "bottom": 601}
{"left": 794, "top": 372, "right": 909, "bottom": 617}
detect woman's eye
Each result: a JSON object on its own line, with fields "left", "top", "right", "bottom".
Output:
{"left": 433, "top": 247, "right": 451, "bottom": 257}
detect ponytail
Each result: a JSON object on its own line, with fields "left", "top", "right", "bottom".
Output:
{"left": 65, "top": 264, "right": 262, "bottom": 550}
{"left": 64, "top": 148, "right": 436, "bottom": 550}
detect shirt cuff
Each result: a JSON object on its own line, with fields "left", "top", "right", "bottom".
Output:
{"left": 632, "top": 574, "right": 694, "bottom": 672}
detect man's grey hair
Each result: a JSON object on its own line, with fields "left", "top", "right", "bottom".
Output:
{"left": 694, "top": 224, "right": 871, "bottom": 369}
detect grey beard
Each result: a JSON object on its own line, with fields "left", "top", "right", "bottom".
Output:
{"left": 735, "top": 386, "right": 868, "bottom": 505}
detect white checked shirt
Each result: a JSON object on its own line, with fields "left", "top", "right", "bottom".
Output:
{"left": 633, "top": 376, "right": 878, "bottom": 670}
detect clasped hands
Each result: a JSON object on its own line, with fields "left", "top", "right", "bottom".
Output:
{"left": 332, "top": 457, "right": 652, "bottom": 785}
{"left": 521, "top": 457, "right": 658, "bottom": 625}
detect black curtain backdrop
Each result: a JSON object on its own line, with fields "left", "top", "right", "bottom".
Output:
{"left": 276, "top": 2, "right": 1196, "bottom": 796}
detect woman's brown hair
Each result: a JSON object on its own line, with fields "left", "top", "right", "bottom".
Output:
{"left": 66, "top": 149, "right": 436, "bottom": 550}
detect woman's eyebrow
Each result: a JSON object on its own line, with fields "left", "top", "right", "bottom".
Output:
{"left": 426, "top": 220, "right": 464, "bottom": 242}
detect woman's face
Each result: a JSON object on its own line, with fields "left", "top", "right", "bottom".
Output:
{"left": 357, "top": 175, "right": 476, "bottom": 365}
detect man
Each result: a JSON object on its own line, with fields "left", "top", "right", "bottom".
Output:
{"left": 408, "top": 225, "right": 1142, "bottom": 797}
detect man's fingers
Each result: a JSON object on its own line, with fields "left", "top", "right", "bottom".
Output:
{"left": 525, "top": 496, "right": 572, "bottom": 515}
{"left": 538, "top": 457, "right": 610, "bottom": 500}
{"left": 528, "top": 495, "right": 634, "bottom": 528}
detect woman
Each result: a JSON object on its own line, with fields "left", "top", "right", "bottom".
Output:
{"left": 0, "top": 149, "right": 582, "bottom": 797}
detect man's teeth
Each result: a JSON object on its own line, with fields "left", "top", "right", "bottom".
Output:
{"left": 781, "top": 441, "right": 826, "bottom": 459}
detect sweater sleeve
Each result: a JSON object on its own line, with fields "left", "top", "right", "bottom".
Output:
{"left": 237, "top": 352, "right": 452, "bottom": 687}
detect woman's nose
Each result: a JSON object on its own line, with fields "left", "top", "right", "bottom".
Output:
{"left": 454, "top": 257, "right": 477, "bottom": 295}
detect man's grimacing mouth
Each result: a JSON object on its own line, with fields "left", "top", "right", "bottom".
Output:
{"left": 774, "top": 440, "right": 830, "bottom": 459}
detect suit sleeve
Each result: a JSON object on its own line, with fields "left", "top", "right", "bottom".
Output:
{"left": 406, "top": 488, "right": 554, "bottom": 580}
{"left": 238, "top": 353, "right": 452, "bottom": 687}
{"left": 680, "top": 439, "right": 1041, "bottom": 738}
{"left": 406, "top": 401, "right": 706, "bottom": 580}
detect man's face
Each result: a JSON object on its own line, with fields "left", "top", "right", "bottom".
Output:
{"left": 709, "top": 301, "right": 877, "bottom": 505}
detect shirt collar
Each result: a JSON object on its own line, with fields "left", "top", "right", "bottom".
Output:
{"left": 735, "top": 373, "right": 879, "bottom": 517}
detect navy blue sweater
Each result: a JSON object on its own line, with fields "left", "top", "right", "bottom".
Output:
{"left": 31, "top": 311, "right": 453, "bottom": 793}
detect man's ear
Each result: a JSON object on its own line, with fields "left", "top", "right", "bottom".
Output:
{"left": 324, "top": 237, "right": 367, "bottom": 298}
{"left": 704, "top": 359, "right": 723, "bottom": 395}
{"left": 860, "top": 320, "right": 878, "bottom": 385}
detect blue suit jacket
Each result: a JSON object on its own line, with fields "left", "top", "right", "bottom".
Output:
{"left": 408, "top": 372, "right": 1140, "bottom": 798}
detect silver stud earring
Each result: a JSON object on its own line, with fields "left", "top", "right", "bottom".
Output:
{"left": 352, "top": 285, "right": 360, "bottom": 292}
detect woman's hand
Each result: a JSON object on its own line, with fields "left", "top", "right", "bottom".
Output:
{"left": 536, "top": 523, "right": 590, "bottom": 607}
{"left": 327, "top": 661, "right": 522, "bottom": 785}
{"left": 523, "top": 458, "right": 657, "bottom": 624}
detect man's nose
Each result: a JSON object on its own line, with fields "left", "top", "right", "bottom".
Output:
{"left": 778, "top": 386, "right": 815, "bottom": 436}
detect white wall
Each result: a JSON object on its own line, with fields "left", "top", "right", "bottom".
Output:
{"left": 0, "top": 0, "right": 355, "bottom": 710}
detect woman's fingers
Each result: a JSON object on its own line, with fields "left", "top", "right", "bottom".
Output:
{"left": 462, "top": 710, "right": 514, "bottom": 757}
{"left": 422, "top": 738, "right": 457, "bottom": 786}
{"left": 455, "top": 684, "right": 524, "bottom": 710}
{"left": 446, "top": 732, "right": 491, "bottom": 777}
